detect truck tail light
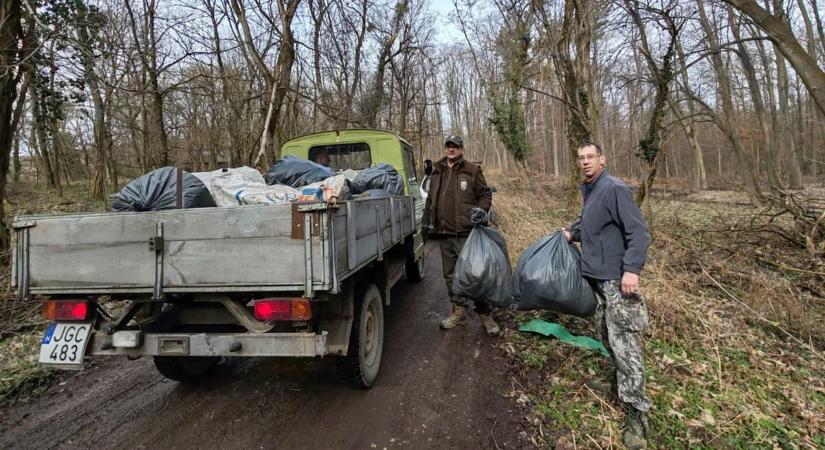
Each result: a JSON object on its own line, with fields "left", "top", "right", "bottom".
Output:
{"left": 254, "top": 298, "right": 311, "bottom": 321}
{"left": 43, "top": 300, "right": 89, "bottom": 321}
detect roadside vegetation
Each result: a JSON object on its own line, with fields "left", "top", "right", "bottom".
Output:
{"left": 491, "top": 171, "right": 825, "bottom": 449}
{"left": 0, "top": 182, "right": 107, "bottom": 406}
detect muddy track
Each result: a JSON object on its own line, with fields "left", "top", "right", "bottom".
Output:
{"left": 0, "top": 243, "right": 530, "bottom": 449}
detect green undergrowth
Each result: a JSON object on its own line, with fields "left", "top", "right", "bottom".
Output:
{"left": 0, "top": 332, "right": 55, "bottom": 407}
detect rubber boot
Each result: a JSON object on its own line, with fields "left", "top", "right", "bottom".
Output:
{"left": 440, "top": 305, "right": 467, "bottom": 329}
{"left": 623, "top": 407, "right": 648, "bottom": 450}
{"left": 479, "top": 313, "right": 500, "bottom": 336}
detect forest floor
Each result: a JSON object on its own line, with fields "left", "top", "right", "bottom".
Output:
{"left": 1, "top": 175, "right": 824, "bottom": 449}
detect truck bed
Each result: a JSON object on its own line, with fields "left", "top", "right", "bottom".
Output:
{"left": 13, "top": 196, "right": 416, "bottom": 298}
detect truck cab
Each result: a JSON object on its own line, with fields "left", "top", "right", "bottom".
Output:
{"left": 281, "top": 129, "right": 424, "bottom": 209}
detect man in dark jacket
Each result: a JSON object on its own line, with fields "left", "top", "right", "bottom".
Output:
{"left": 423, "top": 135, "right": 498, "bottom": 336}
{"left": 563, "top": 143, "right": 651, "bottom": 450}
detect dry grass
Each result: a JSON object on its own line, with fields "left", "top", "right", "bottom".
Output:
{"left": 488, "top": 170, "right": 825, "bottom": 449}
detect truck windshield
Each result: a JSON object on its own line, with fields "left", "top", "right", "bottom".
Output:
{"left": 308, "top": 143, "right": 371, "bottom": 171}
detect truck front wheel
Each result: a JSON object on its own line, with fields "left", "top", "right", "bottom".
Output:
{"left": 337, "top": 284, "right": 384, "bottom": 388}
{"left": 153, "top": 356, "right": 219, "bottom": 383}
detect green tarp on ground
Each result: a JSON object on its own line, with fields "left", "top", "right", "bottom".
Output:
{"left": 518, "top": 319, "right": 610, "bottom": 358}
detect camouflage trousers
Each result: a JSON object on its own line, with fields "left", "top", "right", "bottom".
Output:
{"left": 592, "top": 279, "right": 652, "bottom": 412}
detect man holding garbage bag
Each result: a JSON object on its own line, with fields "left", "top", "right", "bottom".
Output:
{"left": 562, "top": 143, "right": 652, "bottom": 450}
{"left": 422, "top": 135, "right": 499, "bottom": 336}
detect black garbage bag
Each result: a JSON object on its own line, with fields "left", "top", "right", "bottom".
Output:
{"left": 512, "top": 232, "right": 596, "bottom": 316}
{"left": 350, "top": 164, "right": 404, "bottom": 195}
{"left": 264, "top": 155, "right": 334, "bottom": 187}
{"left": 357, "top": 189, "right": 392, "bottom": 199}
{"left": 112, "top": 167, "right": 216, "bottom": 212}
{"left": 452, "top": 217, "right": 513, "bottom": 308}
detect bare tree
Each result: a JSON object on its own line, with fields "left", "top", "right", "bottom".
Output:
{"left": 0, "top": 0, "right": 35, "bottom": 251}
{"left": 535, "top": 0, "right": 601, "bottom": 203}
{"left": 360, "top": 0, "right": 410, "bottom": 127}
{"left": 696, "top": 0, "right": 762, "bottom": 202}
{"left": 727, "top": 5, "right": 782, "bottom": 187}
{"left": 124, "top": 0, "right": 170, "bottom": 167}
{"left": 723, "top": 0, "right": 825, "bottom": 115}
{"left": 622, "top": 0, "right": 683, "bottom": 204}
{"left": 230, "top": 0, "right": 302, "bottom": 167}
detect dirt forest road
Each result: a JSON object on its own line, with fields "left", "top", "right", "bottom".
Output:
{"left": 0, "top": 243, "right": 529, "bottom": 450}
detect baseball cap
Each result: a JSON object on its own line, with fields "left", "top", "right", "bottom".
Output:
{"left": 445, "top": 135, "right": 463, "bottom": 147}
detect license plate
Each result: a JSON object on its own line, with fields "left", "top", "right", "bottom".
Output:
{"left": 39, "top": 322, "right": 93, "bottom": 368}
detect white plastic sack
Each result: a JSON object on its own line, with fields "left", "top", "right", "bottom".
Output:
{"left": 340, "top": 169, "right": 360, "bottom": 181}
{"left": 209, "top": 167, "right": 299, "bottom": 206}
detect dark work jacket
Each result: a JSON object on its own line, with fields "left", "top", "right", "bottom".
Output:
{"left": 423, "top": 157, "right": 492, "bottom": 236}
{"left": 570, "top": 170, "right": 650, "bottom": 280}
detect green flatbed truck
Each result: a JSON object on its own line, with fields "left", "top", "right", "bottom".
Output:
{"left": 13, "top": 129, "right": 426, "bottom": 388}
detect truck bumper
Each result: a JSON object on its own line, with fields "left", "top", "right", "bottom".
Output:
{"left": 88, "top": 331, "right": 328, "bottom": 357}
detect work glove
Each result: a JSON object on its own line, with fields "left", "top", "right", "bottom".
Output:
{"left": 470, "top": 207, "right": 489, "bottom": 226}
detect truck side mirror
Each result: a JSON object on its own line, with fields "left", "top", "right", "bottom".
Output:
{"left": 424, "top": 159, "right": 433, "bottom": 176}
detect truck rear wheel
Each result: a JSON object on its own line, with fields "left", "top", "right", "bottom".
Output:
{"left": 406, "top": 255, "right": 425, "bottom": 282}
{"left": 153, "top": 356, "right": 219, "bottom": 383}
{"left": 337, "top": 284, "right": 384, "bottom": 389}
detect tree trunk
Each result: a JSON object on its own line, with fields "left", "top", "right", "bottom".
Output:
{"left": 539, "top": 0, "right": 598, "bottom": 205}
{"left": 795, "top": 0, "right": 820, "bottom": 177}
{"left": 0, "top": 0, "right": 27, "bottom": 251}
{"left": 624, "top": 1, "right": 679, "bottom": 205}
{"left": 232, "top": 0, "right": 302, "bottom": 168}
{"left": 723, "top": 0, "right": 825, "bottom": 115}
{"left": 728, "top": 6, "right": 782, "bottom": 186}
{"left": 10, "top": 70, "right": 30, "bottom": 184}
{"left": 697, "top": 0, "right": 763, "bottom": 202}
{"left": 76, "top": 1, "right": 110, "bottom": 200}
{"left": 362, "top": 0, "right": 410, "bottom": 127}
{"left": 125, "top": 0, "right": 169, "bottom": 168}
{"left": 770, "top": 0, "right": 803, "bottom": 189}
{"left": 30, "top": 88, "right": 58, "bottom": 189}
{"left": 751, "top": 33, "right": 784, "bottom": 183}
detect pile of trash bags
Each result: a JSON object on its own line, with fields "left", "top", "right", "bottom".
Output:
{"left": 512, "top": 232, "right": 596, "bottom": 317}
{"left": 451, "top": 208, "right": 513, "bottom": 307}
{"left": 112, "top": 161, "right": 405, "bottom": 211}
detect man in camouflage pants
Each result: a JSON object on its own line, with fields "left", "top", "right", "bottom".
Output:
{"left": 563, "top": 143, "right": 652, "bottom": 449}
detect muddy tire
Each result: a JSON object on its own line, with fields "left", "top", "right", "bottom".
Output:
{"left": 406, "top": 256, "right": 425, "bottom": 282}
{"left": 153, "top": 356, "right": 219, "bottom": 383}
{"left": 337, "top": 284, "right": 384, "bottom": 389}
